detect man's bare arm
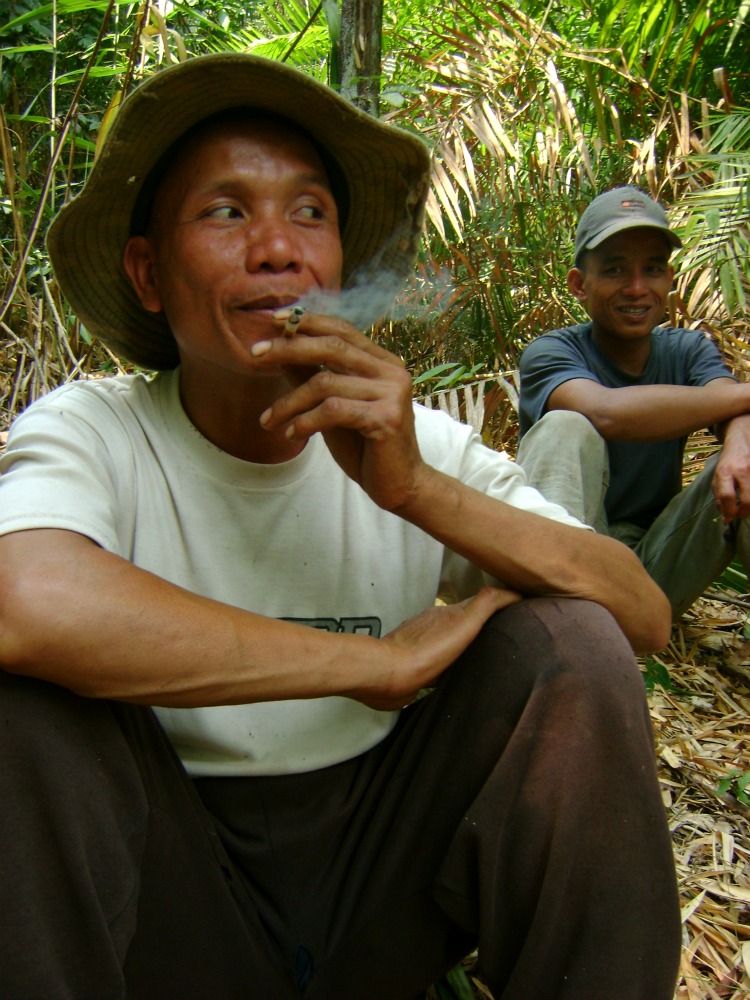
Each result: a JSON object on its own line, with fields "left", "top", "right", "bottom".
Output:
{"left": 548, "top": 376, "right": 749, "bottom": 442}
{"left": 550, "top": 376, "right": 750, "bottom": 524}
{"left": 252, "top": 314, "right": 672, "bottom": 653}
{"left": 0, "top": 528, "right": 519, "bottom": 709}
{"left": 389, "top": 466, "right": 670, "bottom": 654}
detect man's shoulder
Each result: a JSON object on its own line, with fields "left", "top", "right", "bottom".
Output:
{"left": 652, "top": 324, "right": 712, "bottom": 348}
{"left": 23, "top": 372, "right": 150, "bottom": 412}
{"left": 650, "top": 324, "right": 728, "bottom": 366}
{"left": 520, "top": 323, "right": 592, "bottom": 366}
{"left": 19, "top": 371, "right": 168, "bottom": 423}
{"left": 7, "top": 372, "right": 171, "bottom": 451}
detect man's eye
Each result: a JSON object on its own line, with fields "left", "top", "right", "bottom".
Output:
{"left": 207, "top": 205, "right": 240, "bottom": 220}
{"left": 296, "top": 204, "right": 324, "bottom": 221}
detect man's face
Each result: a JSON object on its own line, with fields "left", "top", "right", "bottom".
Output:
{"left": 124, "top": 116, "right": 343, "bottom": 377}
{"left": 568, "top": 228, "right": 674, "bottom": 346}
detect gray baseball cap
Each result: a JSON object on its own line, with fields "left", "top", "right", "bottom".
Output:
{"left": 574, "top": 186, "right": 681, "bottom": 265}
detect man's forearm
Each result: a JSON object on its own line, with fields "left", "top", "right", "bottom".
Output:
{"left": 551, "top": 377, "right": 750, "bottom": 442}
{"left": 393, "top": 466, "right": 671, "bottom": 653}
{"left": 0, "top": 530, "right": 366, "bottom": 705}
{"left": 0, "top": 528, "right": 516, "bottom": 711}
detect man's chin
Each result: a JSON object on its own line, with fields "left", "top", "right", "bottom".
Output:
{"left": 611, "top": 314, "right": 657, "bottom": 337}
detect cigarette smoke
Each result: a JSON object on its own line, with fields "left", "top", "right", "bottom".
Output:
{"left": 296, "top": 219, "right": 455, "bottom": 329}
{"left": 297, "top": 264, "right": 455, "bottom": 330}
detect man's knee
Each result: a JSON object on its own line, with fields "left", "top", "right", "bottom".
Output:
{"left": 517, "top": 413, "right": 608, "bottom": 528}
{"left": 462, "top": 597, "right": 644, "bottom": 712}
{"left": 483, "top": 596, "right": 631, "bottom": 662}
{"left": 518, "top": 410, "right": 604, "bottom": 462}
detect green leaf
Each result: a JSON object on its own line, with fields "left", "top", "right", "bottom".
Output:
{"left": 736, "top": 772, "right": 750, "bottom": 804}
{"left": 0, "top": 0, "right": 129, "bottom": 35}
{"left": 413, "top": 363, "right": 463, "bottom": 385}
{"left": 717, "top": 769, "right": 750, "bottom": 804}
{"left": 717, "top": 771, "right": 738, "bottom": 795}
{"left": 715, "top": 558, "right": 748, "bottom": 594}
{"left": 321, "top": 0, "right": 341, "bottom": 42}
{"left": 434, "top": 366, "right": 467, "bottom": 389}
{"left": 0, "top": 43, "right": 55, "bottom": 54}
{"left": 642, "top": 658, "right": 672, "bottom": 692}
{"left": 440, "top": 963, "right": 477, "bottom": 1000}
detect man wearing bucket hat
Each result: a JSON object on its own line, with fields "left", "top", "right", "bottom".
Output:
{"left": 518, "top": 186, "right": 750, "bottom": 618}
{"left": 0, "top": 58, "right": 679, "bottom": 997}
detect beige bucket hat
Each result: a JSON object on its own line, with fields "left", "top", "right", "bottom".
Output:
{"left": 47, "top": 53, "right": 432, "bottom": 370}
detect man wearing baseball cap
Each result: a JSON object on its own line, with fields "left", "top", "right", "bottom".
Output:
{"left": 518, "top": 186, "right": 750, "bottom": 618}
{"left": 0, "top": 61, "right": 679, "bottom": 998}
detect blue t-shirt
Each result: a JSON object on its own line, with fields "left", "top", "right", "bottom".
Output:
{"left": 518, "top": 323, "right": 732, "bottom": 528}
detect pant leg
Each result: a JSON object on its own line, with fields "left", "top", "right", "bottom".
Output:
{"left": 0, "top": 670, "right": 295, "bottom": 1000}
{"left": 432, "top": 598, "right": 680, "bottom": 1000}
{"left": 517, "top": 411, "right": 610, "bottom": 531}
{"left": 196, "top": 599, "right": 680, "bottom": 1000}
{"left": 634, "top": 453, "right": 749, "bottom": 617}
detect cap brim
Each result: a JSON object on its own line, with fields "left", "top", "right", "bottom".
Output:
{"left": 584, "top": 219, "right": 682, "bottom": 255}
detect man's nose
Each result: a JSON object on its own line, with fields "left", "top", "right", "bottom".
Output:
{"left": 243, "top": 219, "right": 302, "bottom": 273}
{"left": 622, "top": 268, "right": 648, "bottom": 295}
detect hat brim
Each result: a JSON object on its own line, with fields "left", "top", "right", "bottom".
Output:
{"left": 47, "top": 54, "right": 431, "bottom": 369}
{"left": 580, "top": 219, "right": 682, "bottom": 260}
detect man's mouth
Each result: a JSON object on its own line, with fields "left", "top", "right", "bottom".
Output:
{"left": 235, "top": 295, "right": 300, "bottom": 313}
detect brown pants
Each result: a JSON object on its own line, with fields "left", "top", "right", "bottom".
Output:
{"left": 0, "top": 599, "right": 680, "bottom": 999}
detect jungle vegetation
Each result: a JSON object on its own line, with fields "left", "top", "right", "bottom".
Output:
{"left": 1, "top": 0, "right": 748, "bottom": 448}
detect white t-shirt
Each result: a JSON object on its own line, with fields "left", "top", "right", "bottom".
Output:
{"left": 0, "top": 369, "right": 584, "bottom": 775}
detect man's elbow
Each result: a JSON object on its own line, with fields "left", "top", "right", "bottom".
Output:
{"left": 0, "top": 564, "right": 45, "bottom": 674}
{"left": 0, "top": 551, "right": 76, "bottom": 679}
{"left": 0, "top": 606, "right": 31, "bottom": 679}
{"left": 603, "top": 541, "right": 672, "bottom": 655}
{"left": 630, "top": 585, "right": 672, "bottom": 656}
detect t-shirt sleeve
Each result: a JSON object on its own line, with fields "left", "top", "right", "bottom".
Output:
{"left": 518, "top": 331, "right": 599, "bottom": 437}
{"left": 679, "top": 329, "right": 735, "bottom": 386}
{"left": 0, "top": 386, "right": 130, "bottom": 554}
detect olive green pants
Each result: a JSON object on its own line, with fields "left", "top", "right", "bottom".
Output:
{"left": 518, "top": 409, "right": 750, "bottom": 617}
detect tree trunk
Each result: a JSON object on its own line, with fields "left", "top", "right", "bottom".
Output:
{"left": 338, "top": 0, "right": 383, "bottom": 117}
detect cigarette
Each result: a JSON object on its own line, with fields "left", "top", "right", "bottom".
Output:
{"left": 283, "top": 306, "right": 304, "bottom": 336}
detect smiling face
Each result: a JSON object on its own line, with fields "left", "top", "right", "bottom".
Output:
{"left": 568, "top": 228, "right": 674, "bottom": 360}
{"left": 123, "top": 115, "right": 343, "bottom": 381}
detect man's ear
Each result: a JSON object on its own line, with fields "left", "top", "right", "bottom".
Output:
{"left": 567, "top": 267, "right": 587, "bottom": 302}
{"left": 123, "top": 236, "right": 163, "bottom": 314}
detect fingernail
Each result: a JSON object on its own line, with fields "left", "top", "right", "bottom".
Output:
{"left": 251, "top": 340, "right": 272, "bottom": 356}
{"left": 259, "top": 408, "right": 271, "bottom": 427}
